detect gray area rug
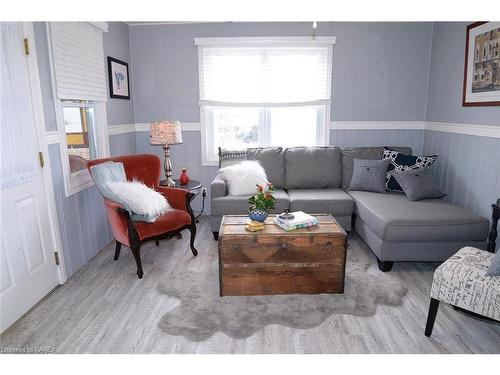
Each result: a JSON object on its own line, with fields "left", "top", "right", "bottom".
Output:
{"left": 158, "top": 245, "right": 407, "bottom": 341}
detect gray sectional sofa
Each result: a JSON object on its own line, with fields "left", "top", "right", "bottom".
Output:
{"left": 210, "top": 146, "right": 490, "bottom": 271}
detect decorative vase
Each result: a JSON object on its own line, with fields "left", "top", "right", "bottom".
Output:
{"left": 248, "top": 209, "right": 268, "bottom": 222}
{"left": 179, "top": 168, "right": 189, "bottom": 185}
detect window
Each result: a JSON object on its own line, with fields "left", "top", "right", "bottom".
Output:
{"left": 48, "top": 22, "right": 109, "bottom": 196}
{"left": 63, "top": 101, "right": 96, "bottom": 173}
{"left": 196, "top": 37, "right": 335, "bottom": 165}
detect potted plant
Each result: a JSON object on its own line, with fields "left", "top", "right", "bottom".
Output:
{"left": 248, "top": 183, "right": 276, "bottom": 222}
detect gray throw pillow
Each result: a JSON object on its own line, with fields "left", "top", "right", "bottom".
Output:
{"left": 348, "top": 159, "right": 390, "bottom": 193}
{"left": 487, "top": 252, "right": 500, "bottom": 276}
{"left": 393, "top": 169, "right": 445, "bottom": 201}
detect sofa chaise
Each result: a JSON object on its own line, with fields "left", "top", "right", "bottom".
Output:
{"left": 210, "top": 146, "right": 490, "bottom": 271}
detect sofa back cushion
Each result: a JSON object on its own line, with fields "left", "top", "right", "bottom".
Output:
{"left": 284, "top": 146, "right": 342, "bottom": 189}
{"left": 246, "top": 147, "right": 285, "bottom": 189}
{"left": 218, "top": 148, "right": 247, "bottom": 168}
{"left": 341, "top": 146, "right": 412, "bottom": 190}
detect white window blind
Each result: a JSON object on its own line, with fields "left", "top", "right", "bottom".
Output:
{"left": 49, "top": 22, "right": 108, "bottom": 101}
{"left": 196, "top": 37, "right": 335, "bottom": 165}
{"left": 199, "top": 43, "right": 333, "bottom": 105}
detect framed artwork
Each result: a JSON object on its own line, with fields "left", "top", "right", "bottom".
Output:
{"left": 462, "top": 22, "right": 500, "bottom": 106}
{"left": 107, "top": 57, "right": 130, "bottom": 99}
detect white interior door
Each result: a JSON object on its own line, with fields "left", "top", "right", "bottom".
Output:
{"left": 1, "top": 22, "right": 60, "bottom": 332}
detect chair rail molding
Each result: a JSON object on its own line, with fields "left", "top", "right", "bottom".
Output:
{"left": 103, "top": 121, "right": 500, "bottom": 139}
{"left": 107, "top": 123, "right": 137, "bottom": 136}
{"left": 330, "top": 121, "right": 426, "bottom": 130}
{"left": 425, "top": 121, "right": 500, "bottom": 139}
{"left": 46, "top": 130, "right": 60, "bottom": 144}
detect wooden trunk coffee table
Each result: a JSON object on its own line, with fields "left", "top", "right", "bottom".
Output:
{"left": 218, "top": 214, "right": 347, "bottom": 296}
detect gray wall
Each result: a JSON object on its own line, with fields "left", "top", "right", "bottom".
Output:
{"left": 36, "top": 21, "right": 499, "bottom": 275}
{"left": 129, "top": 22, "right": 433, "bottom": 123}
{"left": 104, "top": 22, "right": 135, "bottom": 127}
{"left": 129, "top": 22, "right": 433, "bottom": 214}
{"left": 35, "top": 22, "right": 137, "bottom": 277}
{"left": 424, "top": 22, "right": 500, "bottom": 249}
{"left": 426, "top": 22, "right": 500, "bottom": 125}
{"left": 33, "top": 22, "right": 57, "bottom": 132}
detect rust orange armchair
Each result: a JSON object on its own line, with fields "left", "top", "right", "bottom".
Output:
{"left": 87, "top": 154, "right": 198, "bottom": 279}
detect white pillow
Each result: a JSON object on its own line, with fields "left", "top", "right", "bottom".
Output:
{"left": 107, "top": 180, "right": 171, "bottom": 222}
{"left": 221, "top": 160, "right": 269, "bottom": 196}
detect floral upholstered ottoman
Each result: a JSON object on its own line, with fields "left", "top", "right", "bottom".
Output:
{"left": 425, "top": 247, "right": 500, "bottom": 336}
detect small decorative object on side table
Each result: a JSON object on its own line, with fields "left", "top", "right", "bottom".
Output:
{"left": 150, "top": 119, "right": 183, "bottom": 187}
{"left": 173, "top": 179, "right": 205, "bottom": 220}
{"left": 248, "top": 183, "right": 275, "bottom": 222}
{"left": 179, "top": 168, "right": 190, "bottom": 185}
{"left": 487, "top": 198, "right": 500, "bottom": 253}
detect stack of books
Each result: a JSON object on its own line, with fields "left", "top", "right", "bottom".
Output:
{"left": 273, "top": 211, "right": 318, "bottom": 232}
{"left": 245, "top": 220, "right": 265, "bottom": 232}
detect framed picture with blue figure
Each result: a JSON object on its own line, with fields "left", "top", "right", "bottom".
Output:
{"left": 108, "top": 56, "right": 130, "bottom": 99}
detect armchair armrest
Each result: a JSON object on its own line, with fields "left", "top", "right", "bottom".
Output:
{"left": 156, "top": 186, "right": 192, "bottom": 212}
{"left": 211, "top": 171, "right": 227, "bottom": 199}
{"left": 104, "top": 199, "right": 132, "bottom": 246}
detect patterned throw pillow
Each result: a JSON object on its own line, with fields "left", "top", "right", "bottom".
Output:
{"left": 382, "top": 147, "right": 438, "bottom": 192}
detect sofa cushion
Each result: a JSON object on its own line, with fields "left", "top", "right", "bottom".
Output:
{"left": 284, "top": 146, "right": 342, "bottom": 189}
{"left": 219, "top": 148, "right": 247, "bottom": 168}
{"left": 211, "top": 189, "right": 289, "bottom": 216}
{"left": 382, "top": 147, "right": 438, "bottom": 192}
{"left": 348, "top": 191, "right": 489, "bottom": 243}
{"left": 247, "top": 147, "right": 285, "bottom": 189}
{"left": 341, "top": 146, "right": 412, "bottom": 190}
{"left": 220, "top": 160, "right": 268, "bottom": 196}
{"left": 349, "top": 159, "right": 391, "bottom": 193}
{"left": 288, "top": 188, "right": 354, "bottom": 216}
{"left": 393, "top": 169, "right": 445, "bottom": 201}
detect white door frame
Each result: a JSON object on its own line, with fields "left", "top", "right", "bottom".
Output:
{"left": 22, "top": 21, "right": 67, "bottom": 283}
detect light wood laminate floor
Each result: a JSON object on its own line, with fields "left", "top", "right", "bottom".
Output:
{"left": 1, "top": 218, "right": 499, "bottom": 353}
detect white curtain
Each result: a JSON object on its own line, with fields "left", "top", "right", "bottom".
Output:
{"left": 0, "top": 23, "right": 39, "bottom": 189}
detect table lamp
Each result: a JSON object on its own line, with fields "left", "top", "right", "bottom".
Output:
{"left": 150, "top": 119, "right": 183, "bottom": 187}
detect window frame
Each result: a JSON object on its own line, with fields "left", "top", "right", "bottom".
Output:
{"left": 196, "top": 36, "right": 335, "bottom": 166}
{"left": 46, "top": 22, "right": 110, "bottom": 197}
{"left": 54, "top": 99, "right": 109, "bottom": 196}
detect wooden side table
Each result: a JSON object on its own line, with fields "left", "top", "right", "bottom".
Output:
{"left": 487, "top": 199, "right": 500, "bottom": 253}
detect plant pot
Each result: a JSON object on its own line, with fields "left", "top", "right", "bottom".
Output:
{"left": 248, "top": 209, "right": 268, "bottom": 222}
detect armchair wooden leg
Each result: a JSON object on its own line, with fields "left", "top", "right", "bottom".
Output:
{"left": 188, "top": 224, "right": 198, "bottom": 257}
{"left": 425, "top": 298, "right": 440, "bottom": 337}
{"left": 130, "top": 244, "right": 143, "bottom": 279}
{"left": 155, "top": 240, "right": 160, "bottom": 246}
{"left": 114, "top": 241, "right": 121, "bottom": 261}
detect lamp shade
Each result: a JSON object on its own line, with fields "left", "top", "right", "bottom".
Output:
{"left": 150, "top": 120, "right": 183, "bottom": 145}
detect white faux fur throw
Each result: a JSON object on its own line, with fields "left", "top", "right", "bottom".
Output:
{"left": 220, "top": 160, "right": 269, "bottom": 196}
{"left": 107, "top": 180, "right": 171, "bottom": 221}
